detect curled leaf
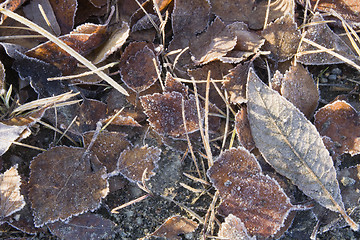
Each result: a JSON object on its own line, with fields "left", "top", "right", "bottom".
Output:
{"left": 246, "top": 68, "right": 358, "bottom": 231}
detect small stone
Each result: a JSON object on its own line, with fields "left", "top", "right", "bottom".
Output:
{"left": 331, "top": 68, "right": 342, "bottom": 75}
{"left": 328, "top": 74, "right": 337, "bottom": 81}
{"left": 320, "top": 77, "right": 328, "bottom": 83}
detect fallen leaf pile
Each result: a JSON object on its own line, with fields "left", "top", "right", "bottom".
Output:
{"left": 0, "top": 0, "right": 359, "bottom": 239}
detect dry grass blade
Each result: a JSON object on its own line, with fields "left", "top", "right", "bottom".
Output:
{"left": 0, "top": 7, "right": 129, "bottom": 96}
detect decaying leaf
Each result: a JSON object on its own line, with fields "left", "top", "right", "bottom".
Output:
{"left": 29, "top": 146, "right": 109, "bottom": 227}
{"left": 261, "top": 14, "right": 301, "bottom": 62}
{"left": 83, "top": 131, "right": 131, "bottom": 173}
{"left": 164, "top": 72, "right": 188, "bottom": 97}
{"left": 26, "top": 23, "right": 107, "bottom": 74}
{"left": 235, "top": 107, "right": 255, "bottom": 151}
{"left": 314, "top": 100, "right": 360, "bottom": 157}
{"left": 337, "top": 165, "right": 360, "bottom": 210}
{"left": 0, "top": 165, "right": 25, "bottom": 219}
{"left": 310, "top": 0, "right": 360, "bottom": 24}
{"left": 92, "top": 22, "right": 130, "bottom": 64}
{"left": 79, "top": 99, "right": 107, "bottom": 133}
{"left": 119, "top": 45, "right": 160, "bottom": 93}
{"left": 219, "top": 214, "right": 255, "bottom": 240}
{"left": 48, "top": 0, "right": 77, "bottom": 34}
{"left": 209, "top": 0, "right": 294, "bottom": 29}
{"left": 246, "top": 68, "right": 359, "bottom": 231}
{"left": 117, "top": 145, "right": 160, "bottom": 183}
{"left": 297, "top": 13, "right": 356, "bottom": 65}
{"left": 223, "top": 61, "right": 252, "bottom": 104}
{"left": 190, "top": 17, "right": 237, "bottom": 65}
{"left": 145, "top": 215, "right": 198, "bottom": 240}
{"left": 48, "top": 212, "right": 116, "bottom": 240}
{"left": 101, "top": 112, "right": 142, "bottom": 127}
{"left": 140, "top": 92, "right": 202, "bottom": 137}
{"left": 273, "top": 64, "right": 319, "bottom": 118}
{"left": 208, "top": 147, "right": 294, "bottom": 237}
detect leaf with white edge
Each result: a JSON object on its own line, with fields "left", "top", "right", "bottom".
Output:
{"left": 0, "top": 123, "right": 27, "bottom": 156}
{"left": 219, "top": 214, "right": 255, "bottom": 240}
{"left": 246, "top": 68, "right": 359, "bottom": 231}
{"left": 28, "top": 146, "right": 109, "bottom": 227}
{"left": 0, "top": 165, "right": 25, "bottom": 219}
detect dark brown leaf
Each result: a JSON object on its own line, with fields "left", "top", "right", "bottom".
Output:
{"left": 190, "top": 17, "right": 237, "bottom": 65}
{"left": 48, "top": 0, "right": 77, "bottom": 34}
{"left": 208, "top": 147, "right": 294, "bottom": 237}
{"left": 140, "top": 92, "right": 202, "bottom": 137}
{"left": 164, "top": 72, "right": 188, "bottom": 97}
{"left": 0, "top": 0, "right": 26, "bottom": 24}
{"left": 235, "top": 107, "right": 255, "bottom": 151}
{"left": 314, "top": 100, "right": 360, "bottom": 157}
{"left": 261, "top": 14, "right": 301, "bottom": 62}
{"left": 119, "top": 45, "right": 160, "bottom": 93}
{"left": 117, "top": 145, "right": 160, "bottom": 183}
{"left": 26, "top": 23, "right": 107, "bottom": 74}
{"left": 83, "top": 131, "right": 131, "bottom": 173}
{"left": 79, "top": 99, "right": 107, "bottom": 133}
{"left": 48, "top": 213, "right": 116, "bottom": 240}
{"left": 29, "top": 146, "right": 109, "bottom": 227}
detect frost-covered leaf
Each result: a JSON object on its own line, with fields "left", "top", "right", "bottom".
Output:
{"left": 119, "top": 45, "right": 160, "bottom": 93}
{"left": 140, "top": 92, "right": 202, "bottom": 137}
{"left": 29, "top": 146, "right": 109, "bottom": 227}
{"left": 209, "top": 0, "right": 294, "bottom": 29}
{"left": 297, "top": 13, "right": 356, "bottom": 65}
{"left": 190, "top": 17, "right": 237, "bottom": 65}
{"left": 261, "top": 14, "right": 301, "bottom": 62}
{"left": 246, "top": 68, "right": 359, "bottom": 231}
{"left": 48, "top": 213, "right": 116, "bottom": 240}
{"left": 273, "top": 64, "right": 319, "bottom": 118}
{"left": 0, "top": 123, "right": 27, "bottom": 156}
{"left": 146, "top": 215, "right": 198, "bottom": 240}
{"left": 219, "top": 214, "right": 255, "bottom": 240}
{"left": 314, "top": 100, "right": 360, "bottom": 157}
{"left": 0, "top": 165, "right": 25, "bottom": 219}
{"left": 117, "top": 145, "right": 160, "bottom": 183}
{"left": 208, "top": 147, "right": 294, "bottom": 237}
{"left": 48, "top": 0, "right": 77, "bottom": 34}
{"left": 235, "top": 107, "right": 255, "bottom": 151}
{"left": 83, "top": 131, "right": 131, "bottom": 173}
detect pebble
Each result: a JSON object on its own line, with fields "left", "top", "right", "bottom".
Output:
{"left": 320, "top": 77, "right": 328, "bottom": 83}
{"left": 331, "top": 67, "right": 342, "bottom": 75}
{"left": 328, "top": 74, "right": 337, "bottom": 81}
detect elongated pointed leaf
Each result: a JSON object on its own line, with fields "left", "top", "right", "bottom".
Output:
{"left": 246, "top": 68, "right": 359, "bottom": 231}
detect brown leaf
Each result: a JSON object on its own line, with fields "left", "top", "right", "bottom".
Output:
{"left": 274, "top": 64, "right": 319, "bottom": 118}
{"left": 164, "top": 72, "right": 188, "bottom": 97}
{"left": 48, "top": 212, "right": 115, "bottom": 240}
{"left": 83, "top": 131, "right": 131, "bottom": 173}
{"left": 0, "top": 165, "right": 25, "bottom": 219}
{"left": 0, "top": 60, "right": 4, "bottom": 92}
{"left": 235, "top": 107, "right": 255, "bottom": 151}
{"left": 26, "top": 23, "right": 107, "bottom": 74}
{"left": 101, "top": 112, "right": 142, "bottom": 127}
{"left": 219, "top": 214, "right": 255, "bottom": 240}
{"left": 310, "top": 0, "right": 360, "bottom": 24}
{"left": 208, "top": 147, "right": 294, "bottom": 237}
{"left": 140, "top": 92, "right": 202, "bottom": 137}
{"left": 92, "top": 22, "right": 130, "bottom": 64}
{"left": 154, "top": 0, "right": 173, "bottom": 11}
{"left": 146, "top": 215, "right": 198, "bottom": 240}
{"left": 223, "top": 61, "right": 252, "bottom": 104}
{"left": 314, "top": 100, "right": 360, "bottom": 157}
{"left": 48, "top": 0, "right": 77, "bottom": 34}
{"left": 337, "top": 165, "right": 360, "bottom": 210}
{"left": 0, "top": 0, "right": 26, "bottom": 24}
{"left": 246, "top": 68, "right": 359, "bottom": 231}
{"left": 261, "top": 14, "right": 301, "bottom": 62}
{"left": 209, "top": 0, "right": 294, "bottom": 29}
{"left": 190, "top": 17, "right": 237, "bottom": 65}
{"left": 297, "top": 13, "right": 356, "bottom": 65}
{"left": 79, "top": 99, "right": 107, "bottom": 133}
{"left": 119, "top": 45, "right": 160, "bottom": 93}
{"left": 117, "top": 145, "right": 160, "bottom": 183}
{"left": 28, "top": 146, "right": 109, "bottom": 227}
{"left": 88, "top": 0, "right": 106, "bottom": 8}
